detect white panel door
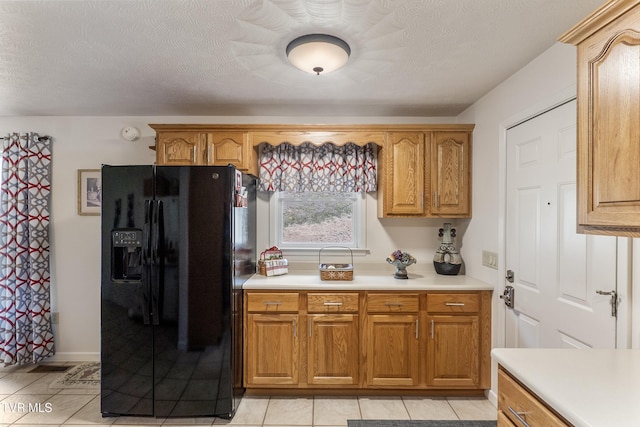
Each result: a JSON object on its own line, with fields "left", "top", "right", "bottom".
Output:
{"left": 505, "top": 99, "right": 617, "bottom": 349}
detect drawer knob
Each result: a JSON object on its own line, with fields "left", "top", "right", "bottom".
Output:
{"left": 323, "top": 302, "right": 343, "bottom": 306}
{"left": 385, "top": 302, "right": 404, "bottom": 307}
{"left": 445, "top": 302, "right": 465, "bottom": 306}
{"left": 263, "top": 301, "right": 282, "bottom": 305}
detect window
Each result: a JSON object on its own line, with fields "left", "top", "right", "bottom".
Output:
{"left": 270, "top": 191, "right": 366, "bottom": 250}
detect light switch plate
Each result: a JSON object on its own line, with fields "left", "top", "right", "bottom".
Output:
{"left": 482, "top": 250, "right": 498, "bottom": 269}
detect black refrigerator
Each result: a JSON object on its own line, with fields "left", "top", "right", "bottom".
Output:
{"left": 100, "top": 165, "right": 255, "bottom": 419}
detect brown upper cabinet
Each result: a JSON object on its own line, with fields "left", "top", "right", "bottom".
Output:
{"left": 378, "top": 127, "right": 473, "bottom": 218}
{"left": 429, "top": 131, "right": 471, "bottom": 217}
{"left": 151, "top": 126, "right": 254, "bottom": 175}
{"left": 150, "top": 124, "right": 473, "bottom": 219}
{"left": 560, "top": 0, "right": 640, "bottom": 236}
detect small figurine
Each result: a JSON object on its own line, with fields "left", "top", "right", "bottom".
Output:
{"left": 386, "top": 249, "right": 416, "bottom": 279}
{"left": 433, "top": 223, "right": 462, "bottom": 275}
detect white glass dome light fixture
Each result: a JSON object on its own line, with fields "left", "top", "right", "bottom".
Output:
{"left": 286, "top": 34, "right": 351, "bottom": 75}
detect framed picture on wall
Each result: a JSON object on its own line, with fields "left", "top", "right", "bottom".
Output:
{"left": 77, "top": 169, "right": 101, "bottom": 216}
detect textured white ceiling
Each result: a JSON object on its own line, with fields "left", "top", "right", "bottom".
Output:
{"left": 0, "top": 0, "right": 603, "bottom": 117}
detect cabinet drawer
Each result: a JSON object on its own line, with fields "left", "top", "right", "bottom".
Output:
{"left": 246, "top": 292, "right": 299, "bottom": 312}
{"left": 367, "top": 293, "right": 419, "bottom": 313}
{"left": 497, "top": 410, "right": 517, "bottom": 427}
{"left": 426, "top": 293, "right": 479, "bottom": 313}
{"left": 308, "top": 293, "right": 359, "bottom": 313}
{"left": 498, "top": 368, "right": 568, "bottom": 427}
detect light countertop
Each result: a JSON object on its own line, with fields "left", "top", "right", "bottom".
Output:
{"left": 492, "top": 348, "right": 640, "bottom": 427}
{"left": 243, "top": 269, "right": 493, "bottom": 291}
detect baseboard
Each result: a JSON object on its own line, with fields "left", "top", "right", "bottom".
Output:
{"left": 45, "top": 352, "right": 99, "bottom": 363}
{"left": 485, "top": 388, "right": 497, "bottom": 407}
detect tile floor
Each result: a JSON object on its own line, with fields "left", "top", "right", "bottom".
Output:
{"left": 0, "top": 363, "right": 497, "bottom": 426}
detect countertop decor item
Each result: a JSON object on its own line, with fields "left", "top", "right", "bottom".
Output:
{"left": 319, "top": 246, "right": 354, "bottom": 281}
{"left": 433, "top": 223, "right": 462, "bottom": 275}
{"left": 258, "top": 246, "right": 288, "bottom": 276}
{"left": 386, "top": 250, "right": 416, "bottom": 279}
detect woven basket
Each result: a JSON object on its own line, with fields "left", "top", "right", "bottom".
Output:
{"left": 258, "top": 246, "right": 288, "bottom": 276}
{"left": 319, "top": 246, "right": 354, "bottom": 281}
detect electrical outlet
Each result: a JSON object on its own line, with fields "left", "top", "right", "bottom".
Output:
{"left": 482, "top": 250, "right": 498, "bottom": 269}
{"left": 52, "top": 312, "right": 59, "bottom": 324}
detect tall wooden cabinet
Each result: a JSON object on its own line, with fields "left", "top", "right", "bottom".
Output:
{"left": 559, "top": 0, "right": 640, "bottom": 236}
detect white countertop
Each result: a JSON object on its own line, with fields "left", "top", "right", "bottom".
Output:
{"left": 492, "top": 348, "right": 640, "bottom": 427}
{"left": 243, "top": 270, "right": 493, "bottom": 291}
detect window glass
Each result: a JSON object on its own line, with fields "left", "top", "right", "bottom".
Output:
{"left": 270, "top": 191, "right": 365, "bottom": 249}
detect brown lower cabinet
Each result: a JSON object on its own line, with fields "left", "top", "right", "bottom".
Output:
{"left": 244, "top": 290, "right": 491, "bottom": 392}
{"left": 498, "top": 367, "right": 570, "bottom": 426}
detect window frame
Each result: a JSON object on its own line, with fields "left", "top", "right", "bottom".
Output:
{"left": 269, "top": 191, "right": 367, "bottom": 253}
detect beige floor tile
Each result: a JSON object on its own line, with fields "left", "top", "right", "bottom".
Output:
{"left": 0, "top": 373, "right": 46, "bottom": 394}
{"left": 56, "top": 388, "right": 101, "bottom": 396}
{"left": 16, "top": 373, "right": 68, "bottom": 395}
{"left": 357, "top": 397, "right": 409, "bottom": 420}
{"left": 162, "top": 417, "right": 215, "bottom": 426}
{"left": 313, "top": 397, "right": 360, "bottom": 426}
{"left": 263, "top": 398, "right": 312, "bottom": 426}
{"left": 112, "top": 416, "right": 165, "bottom": 425}
{"left": 446, "top": 397, "right": 497, "bottom": 420}
{"left": 401, "top": 397, "right": 458, "bottom": 420}
{"left": 227, "top": 397, "right": 269, "bottom": 425}
{"left": 14, "top": 394, "right": 95, "bottom": 425}
{"left": 0, "top": 394, "right": 54, "bottom": 424}
{"left": 63, "top": 395, "right": 114, "bottom": 425}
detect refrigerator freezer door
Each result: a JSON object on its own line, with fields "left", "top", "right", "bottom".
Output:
{"left": 101, "top": 165, "right": 155, "bottom": 417}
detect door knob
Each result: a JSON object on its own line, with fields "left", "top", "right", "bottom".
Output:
{"left": 500, "top": 285, "right": 515, "bottom": 308}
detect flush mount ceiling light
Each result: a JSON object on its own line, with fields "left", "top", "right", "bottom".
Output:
{"left": 286, "top": 34, "right": 351, "bottom": 75}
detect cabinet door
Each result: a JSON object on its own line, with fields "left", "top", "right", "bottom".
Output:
{"left": 429, "top": 131, "right": 471, "bottom": 217}
{"left": 381, "top": 132, "right": 425, "bottom": 216}
{"left": 206, "top": 132, "right": 250, "bottom": 171}
{"left": 156, "top": 131, "right": 206, "bottom": 165}
{"left": 366, "top": 314, "right": 419, "bottom": 387}
{"left": 426, "top": 315, "right": 479, "bottom": 388}
{"left": 575, "top": 10, "right": 640, "bottom": 233}
{"left": 308, "top": 314, "right": 359, "bottom": 385}
{"left": 245, "top": 314, "right": 299, "bottom": 385}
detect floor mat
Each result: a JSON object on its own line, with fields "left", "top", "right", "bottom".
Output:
{"left": 49, "top": 362, "right": 100, "bottom": 388}
{"left": 29, "top": 365, "right": 72, "bottom": 373}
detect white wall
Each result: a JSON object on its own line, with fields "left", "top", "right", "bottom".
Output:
{"left": 0, "top": 115, "right": 463, "bottom": 361}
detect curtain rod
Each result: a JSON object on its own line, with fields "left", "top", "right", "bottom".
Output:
{"left": 0, "top": 135, "right": 51, "bottom": 141}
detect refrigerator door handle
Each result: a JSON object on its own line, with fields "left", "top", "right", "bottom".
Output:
{"left": 141, "top": 199, "right": 152, "bottom": 325}
{"left": 150, "top": 200, "right": 163, "bottom": 326}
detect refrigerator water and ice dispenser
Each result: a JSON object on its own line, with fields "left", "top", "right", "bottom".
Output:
{"left": 111, "top": 229, "right": 143, "bottom": 282}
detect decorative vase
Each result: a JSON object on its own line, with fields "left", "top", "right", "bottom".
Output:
{"left": 386, "top": 250, "right": 417, "bottom": 279}
{"left": 433, "top": 223, "right": 462, "bottom": 275}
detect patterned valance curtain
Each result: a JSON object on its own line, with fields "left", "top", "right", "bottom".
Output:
{"left": 258, "top": 142, "right": 377, "bottom": 192}
{"left": 0, "top": 132, "right": 54, "bottom": 365}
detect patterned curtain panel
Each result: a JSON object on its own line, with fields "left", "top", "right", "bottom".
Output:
{"left": 0, "top": 132, "right": 54, "bottom": 365}
{"left": 258, "top": 142, "right": 377, "bottom": 192}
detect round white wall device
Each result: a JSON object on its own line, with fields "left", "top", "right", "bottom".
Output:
{"left": 121, "top": 126, "right": 140, "bottom": 141}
